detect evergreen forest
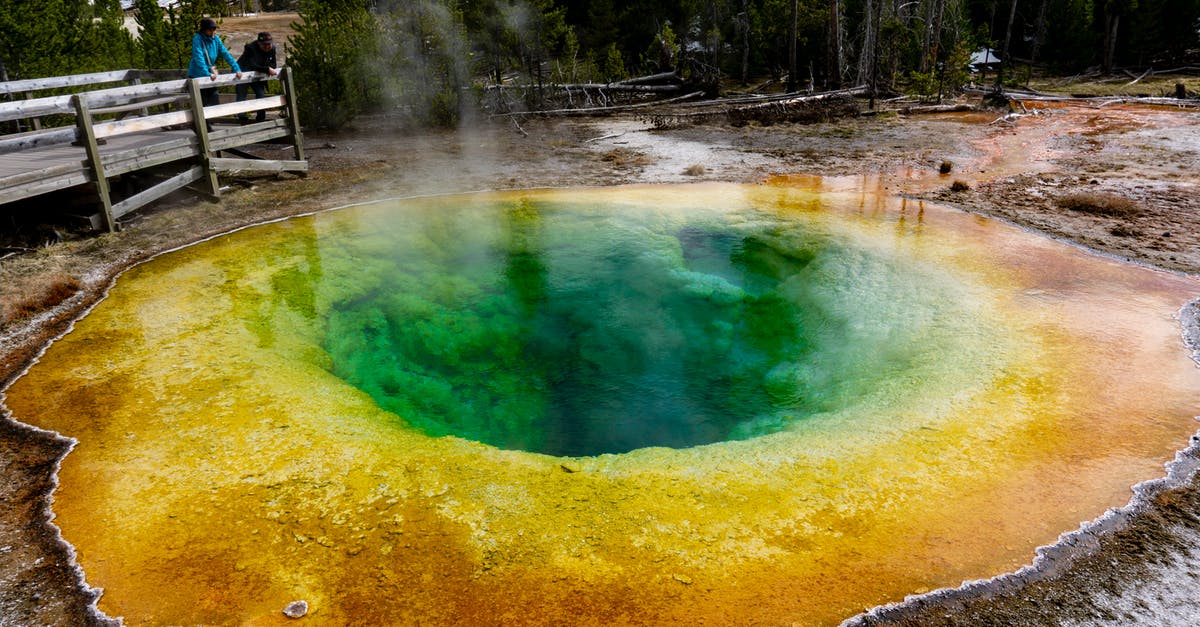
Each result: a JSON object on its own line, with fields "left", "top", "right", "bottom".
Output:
{"left": 0, "top": 0, "right": 1197, "bottom": 127}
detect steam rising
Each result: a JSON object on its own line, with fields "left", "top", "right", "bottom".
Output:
{"left": 369, "top": 0, "right": 546, "bottom": 125}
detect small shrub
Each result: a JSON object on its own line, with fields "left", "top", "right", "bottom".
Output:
{"left": 600, "top": 148, "right": 651, "bottom": 168}
{"left": 602, "top": 43, "right": 628, "bottom": 82}
{"left": 426, "top": 89, "right": 460, "bottom": 128}
{"left": 939, "top": 160, "right": 953, "bottom": 174}
{"left": 683, "top": 164, "right": 706, "bottom": 176}
{"left": 950, "top": 180, "right": 970, "bottom": 191}
{"left": 1056, "top": 192, "right": 1141, "bottom": 217}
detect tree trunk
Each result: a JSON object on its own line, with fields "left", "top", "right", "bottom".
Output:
{"left": 869, "top": 0, "right": 882, "bottom": 107}
{"left": 710, "top": 0, "right": 722, "bottom": 74}
{"left": 929, "top": 0, "right": 946, "bottom": 71}
{"left": 1102, "top": 14, "right": 1120, "bottom": 74}
{"left": 788, "top": 0, "right": 799, "bottom": 91}
{"left": 857, "top": 0, "right": 875, "bottom": 85}
{"left": 920, "top": 0, "right": 935, "bottom": 72}
{"left": 740, "top": 0, "right": 751, "bottom": 85}
{"left": 827, "top": 0, "right": 843, "bottom": 88}
{"left": 997, "top": 0, "right": 1018, "bottom": 87}
{"left": 1031, "top": 0, "right": 1050, "bottom": 62}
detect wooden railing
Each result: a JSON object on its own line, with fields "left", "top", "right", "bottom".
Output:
{"left": 0, "top": 68, "right": 306, "bottom": 231}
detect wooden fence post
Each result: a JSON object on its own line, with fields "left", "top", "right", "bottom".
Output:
{"left": 24, "top": 92, "right": 42, "bottom": 131}
{"left": 187, "top": 77, "right": 222, "bottom": 200}
{"left": 72, "top": 93, "right": 116, "bottom": 232}
{"left": 279, "top": 67, "right": 306, "bottom": 166}
{"left": 129, "top": 72, "right": 150, "bottom": 117}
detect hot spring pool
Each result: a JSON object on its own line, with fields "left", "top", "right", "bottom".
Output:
{"left": 5, "top": 183, "right": 1199, "bottom": 624}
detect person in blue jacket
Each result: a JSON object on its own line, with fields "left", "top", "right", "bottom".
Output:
{"left": 188, "top": 18, "right": 242, "bottom": 110}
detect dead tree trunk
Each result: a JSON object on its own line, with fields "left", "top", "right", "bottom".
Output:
{"left": 996, "top": 0, "right": 1018, "bottom": 88}
{"left": 929, "top": 0, "right": 946, "bottom": 71}
{"left": 920, "top": 0, "right": 935, "bottom": 72}
{"left": 788, "top": 0, "right": 799, "bottom": 91}
{"left": 827, "top": 0, "right": 843, "bottom": 88}
{"left": 857, "top": 0, "right": 875, "bottom": 86}
{"left": 1031, "top": 0, "right": 1050, "bottom": 62}
{"left": 739, "top": 0, "right": 751, "bottom": 85}
{"left": 1102, "top": 14, "right": 1120, "bottom": 74}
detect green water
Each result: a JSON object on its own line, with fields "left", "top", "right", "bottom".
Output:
{"left": 312, "top": 196, "right": 972, "bottom": 456}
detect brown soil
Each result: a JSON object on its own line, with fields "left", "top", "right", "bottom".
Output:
{"left": 1, "top": 96, "right": 1199, "bottom": 625}
{"left": 923, "top": 103, "right": 1200, "bottom": 275}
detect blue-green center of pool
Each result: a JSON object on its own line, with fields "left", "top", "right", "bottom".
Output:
{"left": 320, "top": 198, "right": 934, "bottom": 456}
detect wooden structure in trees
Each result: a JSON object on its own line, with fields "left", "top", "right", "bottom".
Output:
{"left": 0, "top": 68, "right": 306, "bottom": 232}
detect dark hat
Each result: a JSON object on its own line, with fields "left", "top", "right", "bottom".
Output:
{"left": 199, "top": 18, "right": 217, "bottom": 32}
{"left": 257, "top": 32, "right": 273, "bottom": 42}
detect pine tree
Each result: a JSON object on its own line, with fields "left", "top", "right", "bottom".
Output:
{"left": 289, "top": 0, "right": 378, "bottom": 128}
{"left": 136, "top": 0, "right": 175, "bottom": 69}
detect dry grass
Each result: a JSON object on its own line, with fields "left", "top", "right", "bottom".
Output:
{"left": 1056, "top": 191, "right": 1142, "bottom": 217}
{"left": 1028, "top": 73, "right": 1200, "bottom": 98}
{"left": 600, "top": 148, "right": 652, "bottom": 169}
{"left": 1109, "top": 225, "right": 1142, "bottom": 237}
{"left": 0, "top": 273, "right": 80, "bottom": 327}
{"left": 683, "top": 164, "right": 707, "bottom": 176}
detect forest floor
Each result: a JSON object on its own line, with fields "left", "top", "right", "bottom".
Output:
{"left": 1, "top": 83, "right": 1200, "bottom": 624}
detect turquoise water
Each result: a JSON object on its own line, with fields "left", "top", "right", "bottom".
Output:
{"left": 317, "top": 196, "right": 975, "bottom": 456}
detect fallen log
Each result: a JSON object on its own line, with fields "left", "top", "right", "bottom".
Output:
{"left": 487, "top": 82, "right": 685, "bottom": 93}
{"left": 898, "top": 103, "right": 981, "bottom": 114}
{"left": 489, "top": 90, "right": 705, "bottom": 117}
{"left": 583, "top": 132, "right": 625, "bottom": 143}
{"left": 970, "top": 89, "right": 1200, "bottom": 109}
{"left": 678, "top": 85, "right": 868, "bottom": 112}
{"left": 1125, "top": 68, "right": 1153, "bottom": 85}
{"left": 1092, "top": 96, "right": 1200, "bottom": 108}
{"left": 616, "top": 71, "right": 682, "bottom": 86}
{"left": 669, "top": 89, "right": 818, "bottom": 108}
{"left": 963, "top": 86, "right": 1058, "bottom": 99}
{"left": 642, "top": 86, "right": 867, "bottom": 129}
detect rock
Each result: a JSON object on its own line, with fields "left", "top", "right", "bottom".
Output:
{"left": 283, "top": 600, "right": 308, "bottom": 618}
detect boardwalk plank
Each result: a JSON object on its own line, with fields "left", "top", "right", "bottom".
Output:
{"left": 210, "top": 158, "right": 308, "bottom": 173}
{"left": 111, "top": 166, "right": 205, "bottom": 219}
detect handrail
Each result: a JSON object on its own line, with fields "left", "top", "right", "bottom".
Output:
{"left": 0, "top": 69, "right": 138, "bottom": 96}
{"left": 0, "top": 72, "right": 283, "bottom": 125}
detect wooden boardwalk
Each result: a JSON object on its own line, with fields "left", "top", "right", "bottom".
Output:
{"left": 0, "top": 69, "right": 307, "bottom": 231}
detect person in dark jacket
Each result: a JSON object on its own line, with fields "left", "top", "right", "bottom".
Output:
{"left": 236, "top": 32, "right": 279, "bottom": 124}
{"left": 188, "top": 18, "right": 241, "bottom": 109}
